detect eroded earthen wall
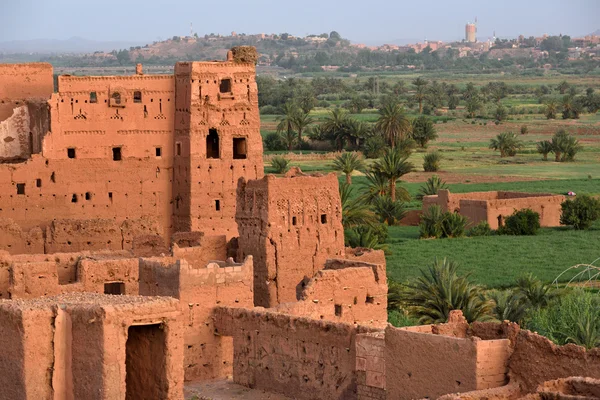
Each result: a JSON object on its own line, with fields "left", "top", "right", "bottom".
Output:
{"left": 214, "top": 306, "right": 380, "bottom": 400}
{"left": 140, "top": 256, "right": 254, "bottom": 381}
{"left": 236, "top": 172, "right": 345, "bottom": 307}
{"left": 508, "top": 330, "right": 600, "bottom": 392}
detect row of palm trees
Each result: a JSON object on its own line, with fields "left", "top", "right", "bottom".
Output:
{"left": 489, "top": 129, "right": 582, "bottom": 161}
{"left": 276, "top": 101, "right": 436, "bottom": 151}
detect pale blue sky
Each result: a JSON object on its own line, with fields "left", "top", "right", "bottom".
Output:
{"left": 0, "top": 0, "right": 598, "bottom": 44}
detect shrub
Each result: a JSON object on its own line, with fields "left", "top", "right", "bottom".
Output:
{"left": 467, "top": 221, "right": 492, "bottom": 237}
{"left": 263, "top": 132, "right": 286, "bottom": 151}
{"left": 536, "top": 140, "right": 553, "bottom": 161}
{"left": 363, "top": 136, "right": 388, "bottom": 159}
{"left": 498, "top": 209, "right": 540, "bottom": 236}
{"left": 560, "top": 195, "right": 600, "bottom": 230}
{"left": 489, "top": 132, "right": 523, "bottom": 157}
{"left": 411, "top": 116, "right": 438, "bottom": 148}
{"left": 372, "top": 196, "right": 407, "bottom": 226}
{"left": 441, "top": 212, "right": 468, "bottom": 238}
{"left": 388, "top": 310, "right": 418, "bottom": 327}
{"left": 423, "top": 151, "right": 442, "bottom": 172}
{"left": 416, "top": 175, "right": 448, "bottom": 200}
{"left": 403, "top": 258, "right": 494, "bottom": 323}
{"left": 527, "top": 290, "right": 600, "bottom": 349}
{"left": 488, "top": 289, "right": 528, "bottom": 324}
{"left": 344, "top": 224, "right": 389, "bottom": 253}
{"left": 260, "top": 105, "right": 280, "bottom": 115}
{"left": 419, "top": 205, "right": 445, "bottom": 239}
{"left": 551, "top": 129, "right": 582, "bottom": 162}
{"left": 520, "top": 125, "right": 529, "bottom": 135}
{"left": 270, "top": 156, "right": 290, "bottom": 174}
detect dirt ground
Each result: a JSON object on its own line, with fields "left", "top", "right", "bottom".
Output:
{"left": 185, "top": 379, "right": 294, "bottom": 400}
{"left": 400, "top": 171, "right": 545, "bottom": 183}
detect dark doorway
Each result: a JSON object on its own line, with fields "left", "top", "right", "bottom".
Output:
{"left": 126, "top": 324, "right": 168, "bottom": 400}
{"left": 206, "top": 129, "right": 220, "bottom": 159}
{"left": 104, "top": 282, "right": 125, "bottom": 295}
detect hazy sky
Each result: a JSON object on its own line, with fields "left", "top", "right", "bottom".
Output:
{"left": 1, "top": 0, "right": 598, "bottom": 44}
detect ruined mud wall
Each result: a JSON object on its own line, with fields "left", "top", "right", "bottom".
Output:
{"left": 0, "top": 101, "right": 49, "bottom": 160}
{"left": 236, "top": 172, "right": 345, "bottom": 307}
{"left": 173, "top": 60, "right": 264, "bottom": 237}
{"left": 140, "top": 256, "right": 254, "bottom": 381}
{"left": 214, "top": 306, "right": 381, "bottom": 400}
{"left": 0, "top": 294, "right": 183, "bottom": 399}
{"left": 280, "top": 258, "right": 387, "bottom": 328}
{"left": 355, "top": 332, "right": 386, "bottom": 400}
{"left": 508, "top": 330, "right": 600, "bottom": 392}
{"left": 385, "top": 324, "right": 510, "bottom": 399}
{"left": 485, "top": 194, "right": 564, "bottom": 229}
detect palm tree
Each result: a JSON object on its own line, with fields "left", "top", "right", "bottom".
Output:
{"left": 372, "top": 196, "right": 406, "bottom": 225}
{"left": 375, "top": 102, "right": 411, "bottom": 148}
{"left": 416, "top": 175, "right": 448, "bottom": 200}
{"left": 411, "top": 116, "right": 438, "bottom": 148}
{"left": 488, "top": 290, "right": 528, "bottom": 324}
{"left": 276, "top": 102, "right": 298, "bottom": 151}
{"left": 346, "top": 119, "right": 371, "bottom": 148}
{"left": 536, "top": 140, "right": 553, "bottom": 161}
{"left": 359, "top": 170, "right": 411, "bottom": 204}
{"left": 557, "top": 80, "right": 570, "bottom": 94}
{"left": 545, "top": 99, "right": 558, "bottom": 119}
{"left": 489, "top": 132, "right": 523, "bottom": 157}
{"left": 321, "top": 108, "right": 351, "bottom": 151}
{"left": 412, "top": 77, "right": 429, "bottom": 114}
{"left": 515, "top": 274, "right": 558, "bottom": 309}
{"left": 339, "top": 183, "right": 377, "bottom": 228}
{"left": 291, "top": 111, "right": 315, "bottom": 150}
{"left": 332, "top": 152, "right": 364, "bottom": 185}
{"left": 371, "top": 148, "right": 414, "bottom": 201}
{"left": 403, "top": 258, "right": 494, "bottom": 324}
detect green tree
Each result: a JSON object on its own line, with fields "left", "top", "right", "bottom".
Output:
{"left": 556, "top": 80, "right": 570, "bottom": 94}
{"left": 291, "top": 111, "right": 315, "bottom": 149}
{"left": 332, "top": 152, "right": 365, "bottom": 185}
{"left": 371, "top": 148, "right": 414, "bottom": 202}
{"left": 489, "top": 132, "right": 523, "bottom": 157}
{"left": 494, "top": 104, "right": 508, "bottom": 122}
{"left": 536, "top": 140, "right": 553, "bottom": 161}
{"left": 359, "top": 170, "right": 411, "bottom": 204}
{"left": 411, "top": 116, "right": 438, "bottom": 148}
{"left": 412, "top": 77, "right": 429, "bottom": 114}
{"left": 276, "top": 102, "right": 299, "bottom": 151}
{"left": 375, "top": 103, "right": 411, "bottom": 148}
{"left": 465, "top": 96, "right": 482, "bottom": 118}
{"left": 545, "top": 99, "right": 558, "bottom": 119}
{"left": 321, "top": 108, "right": 351, "bottom": 151}
{"left": 339, "top": 183, "right": 377, "bottom": 229}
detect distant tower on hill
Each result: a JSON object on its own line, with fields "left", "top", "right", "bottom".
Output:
{"left": 465, "top": 18, "right": 477, "bottom": 43}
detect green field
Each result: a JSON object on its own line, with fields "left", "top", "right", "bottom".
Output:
{"left": 385, "top": 223, "right": 600, "bottom": 288}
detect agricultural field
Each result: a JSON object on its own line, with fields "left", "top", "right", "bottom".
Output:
{"left": 259, "top": 73, "right": 600, "bottom": 291}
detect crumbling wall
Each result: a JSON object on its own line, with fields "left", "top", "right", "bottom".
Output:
{"left": 355, "top": 332, "right": 386, "bottom": 400}
{"left": 171, "top": 234, "right": 228, "bottom": 267}
{"left": 385, "top": 312, "right": 511, "bottom": 399}
{"left": 236, "top": 171, "right": 345, "bottom": 307}
{"left": 508, "top": 330, "right": 600, "bottom": 392}
{"left": 485, "top": 194, "right": 564, "bottom": 229}
{"left": 214, "top": 306, "right": 380, "bottom": 400}
{"left": 0, "top": 101, "right": 50, "bottom": 160}
{"left": 140, "top": 256, "right": 254, "bottom": 381}
{"left": 0, "top": 219, "right": 44, "bottom": 255}
{"left": 281, "top": 258, "right": 387, "bottom": 328}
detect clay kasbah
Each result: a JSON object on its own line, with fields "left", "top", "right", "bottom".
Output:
{"left": 0, "top": 47, "right": 598, "bottom": 400}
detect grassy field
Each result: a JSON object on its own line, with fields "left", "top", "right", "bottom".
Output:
{"left": 385, "top": 222, "right": 600, "bottom": 288}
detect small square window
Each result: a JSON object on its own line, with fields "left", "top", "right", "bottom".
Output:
{"left": 71, "top": 194, "right": 78, "bottom": 203}
{"left": 85, "top": 192, "right": 92, "bottom": 201}
{"left": 366, "top": 295, "right": 374, "bottom": 304}
{"left": 321, "top": 214, "right": 327, "bottom": 224}
{"left": 67, "top": 148, "right": 76, "bottom": 159}
{"left": 133, "top": 91, "right": 142, "bottom": 103}
{"left": 233, "top": 137, "right": 247, "bottom": 159}
{"left": 36, "top": 179, "right": 42, "bottom": 188}
{"left": 90, "top": 92, "right": 97, "bottom": 103}
{"left": 16, "top": 183, "right": 25, "bottom": 195}
{"left": 155, "top": 147, "right": 162, "bottom": 157}
{"left": 215, "top": 199, "right": 221, "bottom": 211}
{"left": 112, "top": 147, "right": 122, "bottom": 161}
